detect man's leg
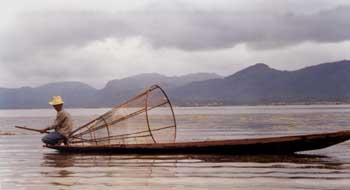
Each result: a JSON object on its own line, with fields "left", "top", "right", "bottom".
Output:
{"left": 41, "top": 132, "right": 65, "bottom": 145}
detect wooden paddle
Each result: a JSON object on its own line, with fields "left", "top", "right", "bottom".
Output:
{"left": 15, "top": 126, "right": 49, "bottom": 134}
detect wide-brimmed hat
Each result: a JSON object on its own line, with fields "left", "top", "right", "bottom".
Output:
{"left": 49, "top": 96, "right": 64, "bottom": 105}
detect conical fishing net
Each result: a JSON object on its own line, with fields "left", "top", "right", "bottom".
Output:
{"left": 69, "top": 85, "right": 176, "bottom": 146}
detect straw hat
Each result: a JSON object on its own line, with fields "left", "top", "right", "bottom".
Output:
{"left": 49, "top": 96, "right": 64, "bottom": 105}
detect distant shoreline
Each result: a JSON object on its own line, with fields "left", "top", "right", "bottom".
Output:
{"left": 1, "top": 102, "right": 350, "bottom": 110}
{"left": 183, "top": 101, "right": 350, "bottom": 107}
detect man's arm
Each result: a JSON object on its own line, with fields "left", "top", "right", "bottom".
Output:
{"left": 41, "top": 112, "right": 66, "bottom": 133}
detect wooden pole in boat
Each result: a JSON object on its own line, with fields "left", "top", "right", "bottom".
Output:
{"left": 14, "top": 126, "right": 49, "bottom": 133}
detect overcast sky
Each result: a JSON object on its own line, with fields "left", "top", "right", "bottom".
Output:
{"left": 1, "top": 0, "right": 350, "bottom": 88}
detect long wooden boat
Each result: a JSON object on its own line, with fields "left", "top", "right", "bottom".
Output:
{"left": 46, "top": 130, "right": 350, "bottom": 154}
{"left": 42, "top": 86, "right": 350, "bottom": 154}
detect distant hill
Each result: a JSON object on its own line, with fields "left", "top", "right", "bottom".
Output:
{"left": 0, "top": 82, "right": 98, "bottom": 109}
{"left": 169, "top": 60, "right": 350, "bottom": 105}
{"left": 0, "top": 73, "right": 221, "bottom": 109}
{"left": 95, "top": 73, "right": 221, "bottom": 107}
{"left": 1, "top": 61, "right": 350, "bottom": 109}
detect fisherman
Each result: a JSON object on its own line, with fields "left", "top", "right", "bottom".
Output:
{"left": 40, "top": 96, "right": 73, "bottom": 145}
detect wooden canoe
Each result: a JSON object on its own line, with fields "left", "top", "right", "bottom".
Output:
{"left": 45, "top": 130, "right": 350, "bottom": 154}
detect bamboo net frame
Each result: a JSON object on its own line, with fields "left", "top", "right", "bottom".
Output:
{"left": 69, "top": 85, "right": 177, "bottom": 146}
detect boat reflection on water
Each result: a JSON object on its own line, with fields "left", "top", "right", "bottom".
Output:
{"left": 41, "top": 152, "right": 344, "bottom": 170}
{"left": 40, "top": 151, "right": 348, "bottom": 190}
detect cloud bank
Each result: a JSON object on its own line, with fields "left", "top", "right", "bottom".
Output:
{"left": 0, "top": 0, "right": 349, "bottom": 88}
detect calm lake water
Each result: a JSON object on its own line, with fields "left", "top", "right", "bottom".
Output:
{"left": 1, "top": 105, "right": 350, "bottom": 189}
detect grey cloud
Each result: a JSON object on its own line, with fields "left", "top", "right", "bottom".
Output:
{"left": 2, "top": 5, "right": 350, "bottom": 55}
{"left": 1, "top": 3, "right": 350, "bottom": 86}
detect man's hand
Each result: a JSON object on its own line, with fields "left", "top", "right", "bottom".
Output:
{"left": 40, "top": 129, "right": 47, "bottom": 134}
{"left": 40, "top": 127, "right": 49, "bottom": 133}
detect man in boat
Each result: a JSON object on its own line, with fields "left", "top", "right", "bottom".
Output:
{"left": 40, "top": 96, "right": 73, "bottom": 145}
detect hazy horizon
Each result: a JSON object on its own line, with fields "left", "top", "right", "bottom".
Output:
{"left": 1, "top": 60, "right": 348, "bottom": 89}
{"left": 0, "top": 71, "right": 223, "bottom": 89}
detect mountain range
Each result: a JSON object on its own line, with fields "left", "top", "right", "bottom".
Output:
{"left": 0, "top": 73, "right": 220, "bottom": 109}
{"left": 1, "top": 60, "right": 350, "bottom": 109}
{"left": 170, "top": 60, "right": 350, "bottom": 105}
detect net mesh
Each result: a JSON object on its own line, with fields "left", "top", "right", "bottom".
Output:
{"left": 69, "top": 85, "right": 176, "bottom": 146}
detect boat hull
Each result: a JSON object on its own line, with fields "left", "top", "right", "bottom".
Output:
{"left": 46, "top": 130, "right": 350, "bottom": 154}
